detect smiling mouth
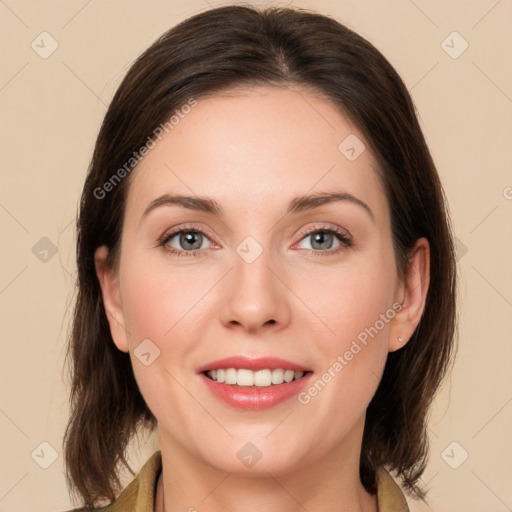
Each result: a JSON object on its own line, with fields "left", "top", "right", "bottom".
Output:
{"left": 203, "top": 368, "right": 311, "bottom": 387}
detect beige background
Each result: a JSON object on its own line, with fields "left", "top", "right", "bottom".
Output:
{"left": 1, "top": 1, "right": 511, "bottom": 511}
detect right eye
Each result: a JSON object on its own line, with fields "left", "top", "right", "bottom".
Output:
{"left": 159, "top": 227, "right": 214, "bottom": 257}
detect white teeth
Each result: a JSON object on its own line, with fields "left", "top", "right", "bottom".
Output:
{"left": 271, "top": 368, "right": 284, "bottom": 384}
{"left": 254, "top": 369, "right": 271, "bottom": 387}
{"left": 237, "top": 369, "right": 254, "bottom": 386}
{"left": 225, "top": 368, "right": 237, "bottom": 385}
{"left": 283, "top": 370, "right": 295, "bottom": 383}
{"left": 205, "top": 368, "right": 307, "bottom": 387}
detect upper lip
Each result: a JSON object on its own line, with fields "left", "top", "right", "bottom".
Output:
{"left": 196, "top": 356, "right": 311, "bottom": 374}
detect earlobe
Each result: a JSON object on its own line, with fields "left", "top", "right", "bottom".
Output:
{"left": 389, "top": 237, "right": 430, "bottom": 352}
{"left": 94, "top": 245, "right": 129, "bottom": 353}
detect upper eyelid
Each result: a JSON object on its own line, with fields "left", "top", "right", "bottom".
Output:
{"left": 162, "top": 224, "right": 215, "bottom": 243}
{"left": 299, "top": 224, "right": 351, "bottom": 238}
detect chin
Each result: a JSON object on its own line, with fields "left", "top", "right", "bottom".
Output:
{"left": 196, "top": 437, "right": 305, "bottom": 476}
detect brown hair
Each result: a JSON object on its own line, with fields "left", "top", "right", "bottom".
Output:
{"left": 63, "top": 4, "right": 457, "bottom": 507}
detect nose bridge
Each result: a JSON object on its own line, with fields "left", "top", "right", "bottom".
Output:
{"left": 220, "top": 232, "right": 289, "bottom": 331}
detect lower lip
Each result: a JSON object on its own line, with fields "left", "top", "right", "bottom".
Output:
{"left": 199, "top": 372, "right": 313, "bottom": 410}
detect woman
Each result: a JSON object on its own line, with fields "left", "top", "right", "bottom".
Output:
{"left": 63, "top": 4, "right": 457, "bottom": 511}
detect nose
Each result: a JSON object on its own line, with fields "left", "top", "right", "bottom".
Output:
{"left": 219, "top": 246, "right": 291, "bottom": 334}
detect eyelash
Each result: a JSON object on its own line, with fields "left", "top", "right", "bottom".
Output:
{"left": 157, "top": 224, "right": 353, "bottom": 258}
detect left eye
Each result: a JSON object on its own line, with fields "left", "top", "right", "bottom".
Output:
{"left": 296, "top": 229, "right": 351, "bottom": 252}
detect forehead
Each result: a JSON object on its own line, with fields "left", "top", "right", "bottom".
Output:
{"left": 125, "top": 85, "right": 387, "bottom": 222}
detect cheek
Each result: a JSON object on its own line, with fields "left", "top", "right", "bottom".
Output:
{"left": 119, "top": 255, "right": 206, "bottom": 344}
{"left": 117, "top": 251, "right": 215, "bottom": 408}
{"left": 296, "top": 249, "right": 396, "bottom": 400}
{"left": 297, "top": 254, "right": 396, "bottom": 346}
{"left": 117, "top": 257, "right": 204, "bottom": 424}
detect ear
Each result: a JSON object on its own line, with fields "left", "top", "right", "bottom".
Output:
{"left": 389, "top": 237, "right": 430, "bottom": 352}
{"left": 94, "top": 245, "right": 129, "bottom": 353}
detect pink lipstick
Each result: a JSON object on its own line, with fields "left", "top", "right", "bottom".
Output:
{"left": 197, "top": 356, "right": 313, "bottom": 410}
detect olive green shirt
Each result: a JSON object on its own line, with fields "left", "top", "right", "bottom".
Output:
{"left": 68, "top": 450, "right": 409, "bottom": 512}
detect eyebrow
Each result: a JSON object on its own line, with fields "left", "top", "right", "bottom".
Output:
{"left": 140, "top": 190, "right": 374, "bottom": 224}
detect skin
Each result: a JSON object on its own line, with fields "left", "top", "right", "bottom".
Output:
{"left": 95, "top": 85, "right": 429, "bottom": 512}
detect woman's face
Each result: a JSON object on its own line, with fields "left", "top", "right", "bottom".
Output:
{"left": 96, "top": 85, "right": 424, "bottom": 476}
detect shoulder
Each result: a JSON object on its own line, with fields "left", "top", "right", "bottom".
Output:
{"left": 61, "top": 451, "right": 162, "bottom": 512}
{"left": 376, "top": 466, "right": 410, "bottom": 512}
{"left": 61, "top": 506, "right": 108, "bottom": 512}
{"left": 64, "top": 505, "right": 106, "bottom": 512}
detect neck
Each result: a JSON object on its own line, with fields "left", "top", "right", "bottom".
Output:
{"left": 154, "top": 425, "right": 378, "bottom": 512}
